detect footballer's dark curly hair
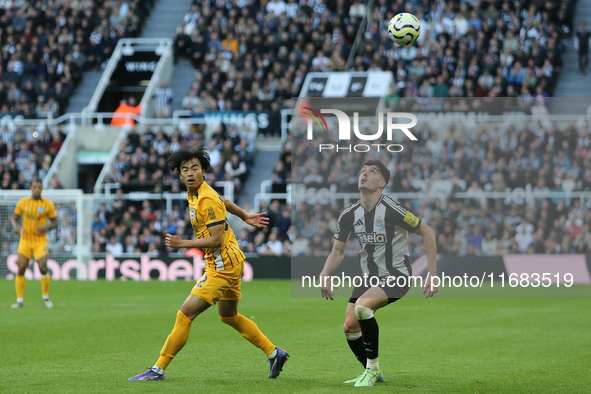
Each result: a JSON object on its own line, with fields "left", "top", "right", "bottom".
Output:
{"left": 361, "top": 159, "right": 390, "bottom": 187}
{"left": 167, "top": 147, "right": 211, "bottom": 173}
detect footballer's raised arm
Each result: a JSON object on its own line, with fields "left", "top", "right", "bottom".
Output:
{"left": 222, "top": 197, "right": 269, "bottom": 228}
{"left": 222, "top": 197, "right": 246, "bottom": 220}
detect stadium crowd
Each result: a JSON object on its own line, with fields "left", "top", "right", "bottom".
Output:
{"left": 176, "top": 0, "right": 360, "bottom": 135}
{"left": 2, "top": 0, "right": 587, "bottom": 260}
{"left": 175, "top": 0, "right": 574, "bottom": 135}
{"left": 0, "top": 0, "right": 155, "bottom": 118}
{"left": 289, "top": 114, "right": 591, "bottom": 257}
{"left": 102, "top": 123, "right": 255, "bottom": 195}
{"left": 369, "top": 0, "right": 573, "bottom": 102}
{"left": 0, "top": 123, "right": 66, "bottom": 190}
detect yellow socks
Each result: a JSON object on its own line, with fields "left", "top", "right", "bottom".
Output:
{"left": 15, "top": 275, "right": 25, "bottom": 302}
{"left": 154, "top": 311, "right": 275, "bottom": 372}
{"left": 155, "top": 310, "right": 193, "bottom": 370}
{"left": 220, "top": 314, "right": 275, "bottom": 356}
{"left": 41, "top": 274, "right": 50, "bottom": 298}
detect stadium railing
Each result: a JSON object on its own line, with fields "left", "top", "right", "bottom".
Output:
{"left": 93, "top": 126, "right": 132, "bottom": 194}
{"left": 254, "top": 192, "right": 293, "bottom": 210}
{"left": 42, "top": 130, "right": 78, "bottom": 189}
{"left": 280, "top": 109, "right": 291, "bottom": 143}
{"left": 265, "top": 189, "right": 591, "bottom": 210}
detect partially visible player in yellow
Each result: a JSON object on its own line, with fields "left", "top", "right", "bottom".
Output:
{"left": 10, "top": 179, "right": 58, "bottom": 309}
{"left": 128, "top": 147, "right": 289, "bottom": 382}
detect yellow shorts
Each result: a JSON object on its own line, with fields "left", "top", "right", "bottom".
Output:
{"left": 191, "top": 263, "right": 243, "bottom": 306}
{"left": 17, "top": 241, "right": 49, "bottom": 261}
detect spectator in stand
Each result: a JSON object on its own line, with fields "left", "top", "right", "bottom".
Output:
{"left": 575, "top": 21, "right": 591, "bottom": 74}
{"left": 467, "top": 225, "right": 484, "bottom": 252}
{"left": 106, "top": 236, "right": 124, "bottom": 257}
{"left": 260, "top": 229, "right": 284, "bottom": 256}
{"left": 267, "top": 0, "right": 287, "bottom": 16}
{"left": 152, "top": 81, "right": 174, "bottom": 118}
{"left": 349, "top": 0, "right": 367, "bottom": 18}
{"left": 224, "top": 153, "right": 248, "bottom": 190}
{"left": 182, "top": 88, "right": 200, "bottom": 111}
{"left": 274, "top": 208, "right": 292, "bottom": 239}
{"left": 111, "top": 97, "right": 142, "bottom": 126}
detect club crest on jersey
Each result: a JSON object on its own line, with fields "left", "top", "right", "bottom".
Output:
{"left": 190, "top": 208, "right": 195, "bottom": 221}
{"left": 356, "top": 232, "right": 386, "bottom": 244}
{"left": 38, "top": 207, "right": 44, "bottom": 213}
{"left": 375, "top": 216, "right": 384, "bottom": 227}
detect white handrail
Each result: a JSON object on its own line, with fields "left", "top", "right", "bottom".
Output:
{"left": 258, "top": 189, "right": 591, "bottom": 211}
{"left": 82, "top": 39, "right": 127, "bottom": 121}
{"left": 254, "top": 192, "right": 292, "bottom": 211}
{"left": 93, "top": 127, "right": 131, "bottom": 194}
{"left": 42, "top": 130, "right": 76, "bottom": 189}
{"left": 172, "top": 110, "right": 193, "bottom": 125}
{"left": 260, "top": 180, "right": 272, "bottom": 194}
{"left": 140, "top": 39, "right": 174, "bottom": 118}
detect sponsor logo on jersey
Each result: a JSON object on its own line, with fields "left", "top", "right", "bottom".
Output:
{"left": 354, "top": 219, "right": 364, "bottom": 227}
{"left": 356, "top": 232, "right": 387, "bottom": 244}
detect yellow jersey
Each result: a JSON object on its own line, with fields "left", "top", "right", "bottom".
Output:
{"left": 187, "top": 181, "right": 245, "bottom": 271}
{"left": 14, "top": 196, "right": 56, "bottom": 243}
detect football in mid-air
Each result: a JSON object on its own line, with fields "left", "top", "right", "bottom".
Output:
{"left": 388, "top": 13, "right": 421, "bottom": 46}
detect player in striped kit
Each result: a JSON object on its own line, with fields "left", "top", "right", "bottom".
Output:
{"left": 319, "top": 160, "right": 438, "bottom": 386}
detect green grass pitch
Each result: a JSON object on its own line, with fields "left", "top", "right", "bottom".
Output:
{"left": 1, "top": 279, "right": 590, "bottom": 393}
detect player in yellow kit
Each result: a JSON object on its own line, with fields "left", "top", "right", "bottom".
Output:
{"left": 10, "top": 179, "right": 58, "bottom": 309}
{"left": 129, "top": 147, "right": 289, "bottom": 382}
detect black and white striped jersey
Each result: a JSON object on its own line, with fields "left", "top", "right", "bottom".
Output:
{"left": 334, "top": 194, "right": 421, "bottom": 277}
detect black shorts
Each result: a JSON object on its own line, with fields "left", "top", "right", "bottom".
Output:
{"left": 348, "top": 275, "right": 410, "bottom": 305}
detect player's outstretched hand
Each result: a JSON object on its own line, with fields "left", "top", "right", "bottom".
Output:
{"left": 13, "top": 227, "right": 20, "bottom": 236}
{"left": 423, "top": 272, "right": 439, "bottom": 298}
{"left": 165, "top": 234, "right": 183, "bottom": 249}
{"left": 245, "top": 212, "right": 270, "bottom": 228}
{"left": 320, "top": 275, "right": 335, "bottom": 300}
